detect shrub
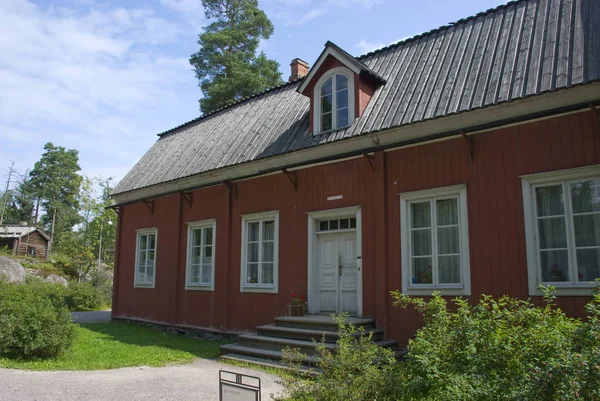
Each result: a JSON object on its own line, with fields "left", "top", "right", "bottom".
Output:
{"left": 65, "top": 282, "right": 105, "bottom": 311}
{"left": 391, "top": 283, "right": 600, "bottom": 401}
{"left": 278, "top": 314, "right": 401, "bottom": 401}
{"left": 0, "top": 280, "right": 75, "bottom": 359}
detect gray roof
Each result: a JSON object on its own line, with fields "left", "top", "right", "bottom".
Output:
{"left": 0, "top": 226, "right": 50, "bottom": 241}
{"left": 113, "top": 0, "right": 600, "bottom": 196}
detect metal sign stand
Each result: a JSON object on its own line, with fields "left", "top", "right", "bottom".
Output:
{"left": 219, "top": 370, "right": 261, "bottom": 401}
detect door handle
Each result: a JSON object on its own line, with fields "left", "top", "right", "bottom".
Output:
{"left": 338, "top": 255, "right": 343, "bottom": 276}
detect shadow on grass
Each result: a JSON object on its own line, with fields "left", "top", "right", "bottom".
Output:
{"left": 81, "top": 321, "right": 228, "bottom": 360}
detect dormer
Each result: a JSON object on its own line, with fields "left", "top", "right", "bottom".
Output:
{"left": 297, "top": 41, "right": 386, "bottom": 135}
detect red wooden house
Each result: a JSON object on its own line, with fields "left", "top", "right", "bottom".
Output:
{"left": 112, "top": 0, "right": 600, "bottom": 357}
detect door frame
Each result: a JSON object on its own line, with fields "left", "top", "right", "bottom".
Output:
{"left": 307, "top": 206, "right": 362, "bottom": 317}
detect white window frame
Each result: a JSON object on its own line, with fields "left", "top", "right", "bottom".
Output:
{"left": 313, "top": 66, "right": 355, "bottom": 135}
{"left": 400, "top": 185, "right": 471, "bottom": 296}
{"left": 185, "top": 219, "right": 216, "bottom": 291}
{"left": 134, "top": 227, "right": 158, "bottom": 288}
{"left": 522, "top": 165, "right": 600, "bottom": 296}
{"left": 240, "top": 210, "right": 279, "bottom": 293}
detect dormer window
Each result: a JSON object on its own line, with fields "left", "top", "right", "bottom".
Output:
{"left": 314, "top": 67, "right": 355, "bottom": 135}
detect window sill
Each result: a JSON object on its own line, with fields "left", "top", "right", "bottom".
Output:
{"left": 185, "top": 285, "right": 214, "bottom": 292}
{"left": 241, "top": 285, "right": 278, "bottom": 294}
{"left": 404, "top": 286, "right": 470, "bottom": 297}
{"left": 134, "top": 282, "right": 155, "bottom": 289}
{"left": 529, "top": 284, "right": 597, "bottom": 297}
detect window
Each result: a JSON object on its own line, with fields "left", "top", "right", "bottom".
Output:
{"left": 400, "top": 185, "right": 470, "bottom": 296}
{"left": 314, "top": 67, "right": 354, "bottom": 135}
{"left": 522, "top": 166, "right": 600, "bottom": 295}
{"left": 318, "top": 217, "right": 357, "bottom": 232}
{"left": 186, "top": 220, "right": 216, "bottom": 290}
{"left": 241, "top": 211, "right": 279, "bottom": 293}
{"left": 134, "top": 228, "right": 157, "bottom": 288}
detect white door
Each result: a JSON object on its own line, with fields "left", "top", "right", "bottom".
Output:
{"left": 317, "top": 231, "right": 358, "bottom": 314}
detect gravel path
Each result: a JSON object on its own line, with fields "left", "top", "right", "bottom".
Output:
{"left": 0, "top": 359, "right": 284, "bottom": 401}
{"left": 71, "top": 310, "right": 112, "bottom": 324}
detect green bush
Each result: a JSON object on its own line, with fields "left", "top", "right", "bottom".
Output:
{"left": 24, "top": 276, "right": 67, "bottom": 310}
{"left": 65, "top": 282, "right": 105, "bottom": 311}
{"left": 391, "top": 283, "right": 600, "bottom": 401}
{"left": 278, "top": 314, "right": 401, "bottom": 401}
{"left": 0, "top": 280, "right": 75, "bottom": 359}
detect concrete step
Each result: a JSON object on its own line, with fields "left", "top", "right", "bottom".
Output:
{"left": 256, "top": 324, "right": 384, "bottom": 343}
{"left": 219, "top": 343, "right": 320, "bottom": 366}
{"left": 273, "top": 315, "right": 375, "bottom": 332}
{"left": 220, "top": 353, "right": 317, "bottom": 375}
{"left": 236, "top": 334, "right": 398, "bottom": 356}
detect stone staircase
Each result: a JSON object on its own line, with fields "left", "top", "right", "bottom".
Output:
{"left": 220, "top": 315, "right": 406, "bottom": 370}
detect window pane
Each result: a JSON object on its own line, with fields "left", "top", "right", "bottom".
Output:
{"left": 247, "top": 263, "right": 258, "bottom": 284}
{"left": 571, "top": 180, "right": 600, "bottom": 213}
{"left": 191, "top": 265, "right": 200, "bottom": 283}
{"left": 436, "top": 199, "right": 458, "bottom": 225}
{"left": 140, "top": 235, "right": 147, "bottom": 250}
{"left": 340, "top": 218, "right": 349, "bottom": 229}
{"left": 321, "top": 77, "right": 332, "bottom": 95}
{"left": 350, "top": 218, "right": 356, "bottom": 228}
{"left": 538, "top": 217, "right": 567, "bottom": 249}
{"left": 203, "top": 246, "right": 213, "bottom": 264}
{"left": 576, "top": 249, "right": 600, "bottom": 282}
{"left": 321, "top": 112, "right": 332, "bottom": 132}
{"left": 192, "top": 247, "right": 201, "bottom": 264}
{"left": 438, "top": 255, "right": 461, "bottom": 284}
{"left": 411, "top": 229, "right": 432, "bottom": 256}
{"left": 138, "top": 250, "right": 146, "bottom": 269}
{"left": 540, "top": 250, "right": 569, "bottom": 282}
{"left": 412, "top": 257, "right": 433, "bottom": 284}
{"left": 336, "top": 88, "right": 348, "bottom": 109}
{"left": 247, "top": 242, "right": 259, "bottom": 263}
{"left": 203, "top": 227, "right": 213, "bottom": 246}
{"left": 201, "top": 264, "right": 211, "bottom": 284}
{"left": 146, "top": 264, "right": 154, "bottom": 281}
{"left": 335, "top": 74, "right": 348, "bottom": 90}
{"left": 336, "top": 108, "right": 349, "bottom": 128}
{"left": 438, "top": 226, "right": 459, "bottom": 254}
{"left": 262, "top": 262, "right": 274, "bottom": 284}
{"left": 330, "top": 219, "right": 339, "bottom": 230}
{"left": 262, "top": 241, "right": 274, "bottom": 262}
{"left": 148, "top": 234, "right": 156, "bottom": 250}
{"left": 193, "top": 229, "right": 202, "bottom": 246}
{"left": 536, "top": 185, "right": 564, "bottom": 217}
{"left": 148, "top": 250, "right": 155, "bottom": 264}
{"left": 321, "top": 94, "right": 332, "bottom": 113}
{"left": 263, "top": 220, "right": 275, "bottom": 241}
{"left": 573, "top": 214, "right": 600, "bottom": 247}
{"left": 411, "top": 202, "right": 431, "bottom": 228}
{"left": 320, "top": 221, "right": 328, "bottom": 231}
{"left": 248, "top": 222, "right": 259, "bottom": 242}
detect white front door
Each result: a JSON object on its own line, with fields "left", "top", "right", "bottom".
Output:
{"left": 317, "top": 231, "right": 358, "bottom": 314}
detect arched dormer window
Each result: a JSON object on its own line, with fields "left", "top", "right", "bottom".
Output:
{"left": 314, "top": 67, "right": 354, "bottom": 135}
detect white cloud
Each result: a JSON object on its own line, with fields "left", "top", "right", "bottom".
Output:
{"left": 265, "top": 0, "right": 381, "bottom": 26}
{"left": 0, "top": 0, "right": 202, "bottom": 186}
{"left": 356, "top": 36, "right": 413, "bottom": 54}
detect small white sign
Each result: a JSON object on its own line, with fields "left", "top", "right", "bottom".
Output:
{"left": 327, "top": 195, "right": 343, "bottom": 201}
{"left": 221, "top": 383, "right": 258, "bottom": 401}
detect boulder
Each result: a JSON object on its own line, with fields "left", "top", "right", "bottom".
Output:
{"left": 45, "top": 274, "right": 69, "bottom": 287}
{"left": 0, "top": 256, "right": 26, "bottom": 283}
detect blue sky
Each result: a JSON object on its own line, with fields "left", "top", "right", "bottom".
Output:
{"left": 0, "top": 0, "right": 505, "bottom": 190}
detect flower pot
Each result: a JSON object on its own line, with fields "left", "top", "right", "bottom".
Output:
{"left": 290, "top": 304, "right": 305, "bottom": 317}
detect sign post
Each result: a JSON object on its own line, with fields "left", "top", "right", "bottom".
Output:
{"left": 219, "top": 370, "right": 261, "bottom": 401}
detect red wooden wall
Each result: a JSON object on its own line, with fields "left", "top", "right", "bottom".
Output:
{"left": 113, "top": 110, "right": 599, "bottom": 345}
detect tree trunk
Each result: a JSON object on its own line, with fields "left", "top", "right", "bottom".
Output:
{"left": 48, "top": 200, "right": 57, "bottom": 255}
{"left": 34, "top": 197, "right": 40, "bottom": 224}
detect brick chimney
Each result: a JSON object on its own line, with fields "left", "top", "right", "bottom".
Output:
{"left": 289, "top": 58, "right": 309, "bottom": 81}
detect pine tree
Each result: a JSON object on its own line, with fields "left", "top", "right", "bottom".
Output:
{"left": 190, "top": 0, "right": 283, "bottom": 114}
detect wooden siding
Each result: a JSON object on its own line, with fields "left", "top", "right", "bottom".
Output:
{"left": 16, "top": 232, "right": 48, "bottom": 258}
{"left": 113, "top": 110, "right": 600, "bottom": 344}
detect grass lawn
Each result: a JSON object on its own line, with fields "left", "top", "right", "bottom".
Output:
{"left": 0, "top": 322, "right": 225, "bottom": 371}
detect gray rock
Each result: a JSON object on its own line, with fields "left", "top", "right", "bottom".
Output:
{"left": 213, "top": 334, "right": 223, "bottom": 341}
{"left": 0, "top": 256, "right": 26, "bottom": 283}
{"left": 46, "top": 274, "right": 69, "bottom": 287}
{"left": 203, "top": 331, "right": 215, "bottom": 339}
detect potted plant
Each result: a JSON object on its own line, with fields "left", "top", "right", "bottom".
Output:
{"left": 290, "top": 292, "right": 307, "bottom": 316}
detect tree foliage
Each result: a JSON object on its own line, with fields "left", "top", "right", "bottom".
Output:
{"left": 189, "top": 0, "right": 283, "bottom": 114}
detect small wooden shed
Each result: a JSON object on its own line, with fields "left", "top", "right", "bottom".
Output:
{"left": 0, "top": 226, "right": 50, "bottom": 259}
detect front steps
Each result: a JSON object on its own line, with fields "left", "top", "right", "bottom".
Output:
{"left": 220, "top": 315, "right": 405, "bottom": 369}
